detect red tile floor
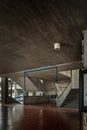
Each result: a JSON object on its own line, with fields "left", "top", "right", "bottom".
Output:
{"left": 0, "top": 104, "right": 80, "bottom": 130}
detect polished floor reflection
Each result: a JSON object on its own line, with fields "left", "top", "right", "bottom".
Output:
{"left": 0, "top": 104, "right": 80, "bottom": 130}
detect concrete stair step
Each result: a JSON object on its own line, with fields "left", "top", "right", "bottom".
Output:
{"left": 61, "top": 89, "right": 79, "bottom": 109}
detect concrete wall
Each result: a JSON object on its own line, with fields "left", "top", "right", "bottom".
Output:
{"left": 60, "top": 71, "right": 71, "bottom": 77}
{"left": 24, "top": 96, "right": 48, "bottom": 105}
{"left": 71, "top": 69, "right": 79, "bottom": 89}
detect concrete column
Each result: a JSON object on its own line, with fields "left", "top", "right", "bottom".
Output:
{"left": 82, "top": 30, "right": 87, "bottom": 68}
{"left": 1, "top": 78, "right": 8, "bottom": 104}
{"left": 71, "top": 69, "right": 79, "bottom": 89}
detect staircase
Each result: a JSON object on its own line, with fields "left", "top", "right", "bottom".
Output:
{"left": 61, "top": 89, "right": 79, "bottom": 109}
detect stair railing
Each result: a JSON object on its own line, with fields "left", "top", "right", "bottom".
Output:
{"left": 56, "top": 82, "right": 72, "bottom": 107}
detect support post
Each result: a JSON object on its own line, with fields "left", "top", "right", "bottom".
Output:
{"left": 56, "top": 66, "right": 58, "bottom": 82}
{"left": 24, "top": 72, "right": 27, "bottom": 96}
{"left": 1, "top": 78, "right": 8, "bottom": 104}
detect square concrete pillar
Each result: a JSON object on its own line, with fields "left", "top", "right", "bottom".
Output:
{"left": 1, "top": 78, "right": 8, "bottom": 104}
{"left": 82, "top": 30, "right": 87, "bottom": 68}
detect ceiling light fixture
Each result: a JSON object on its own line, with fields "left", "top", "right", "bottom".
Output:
{"left": 54, "top": 43, "right": 60, "bottom": 50}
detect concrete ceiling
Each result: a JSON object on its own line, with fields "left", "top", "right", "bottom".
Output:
{"left": 0, "top": 0, "right": 85, "bottom": 74}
